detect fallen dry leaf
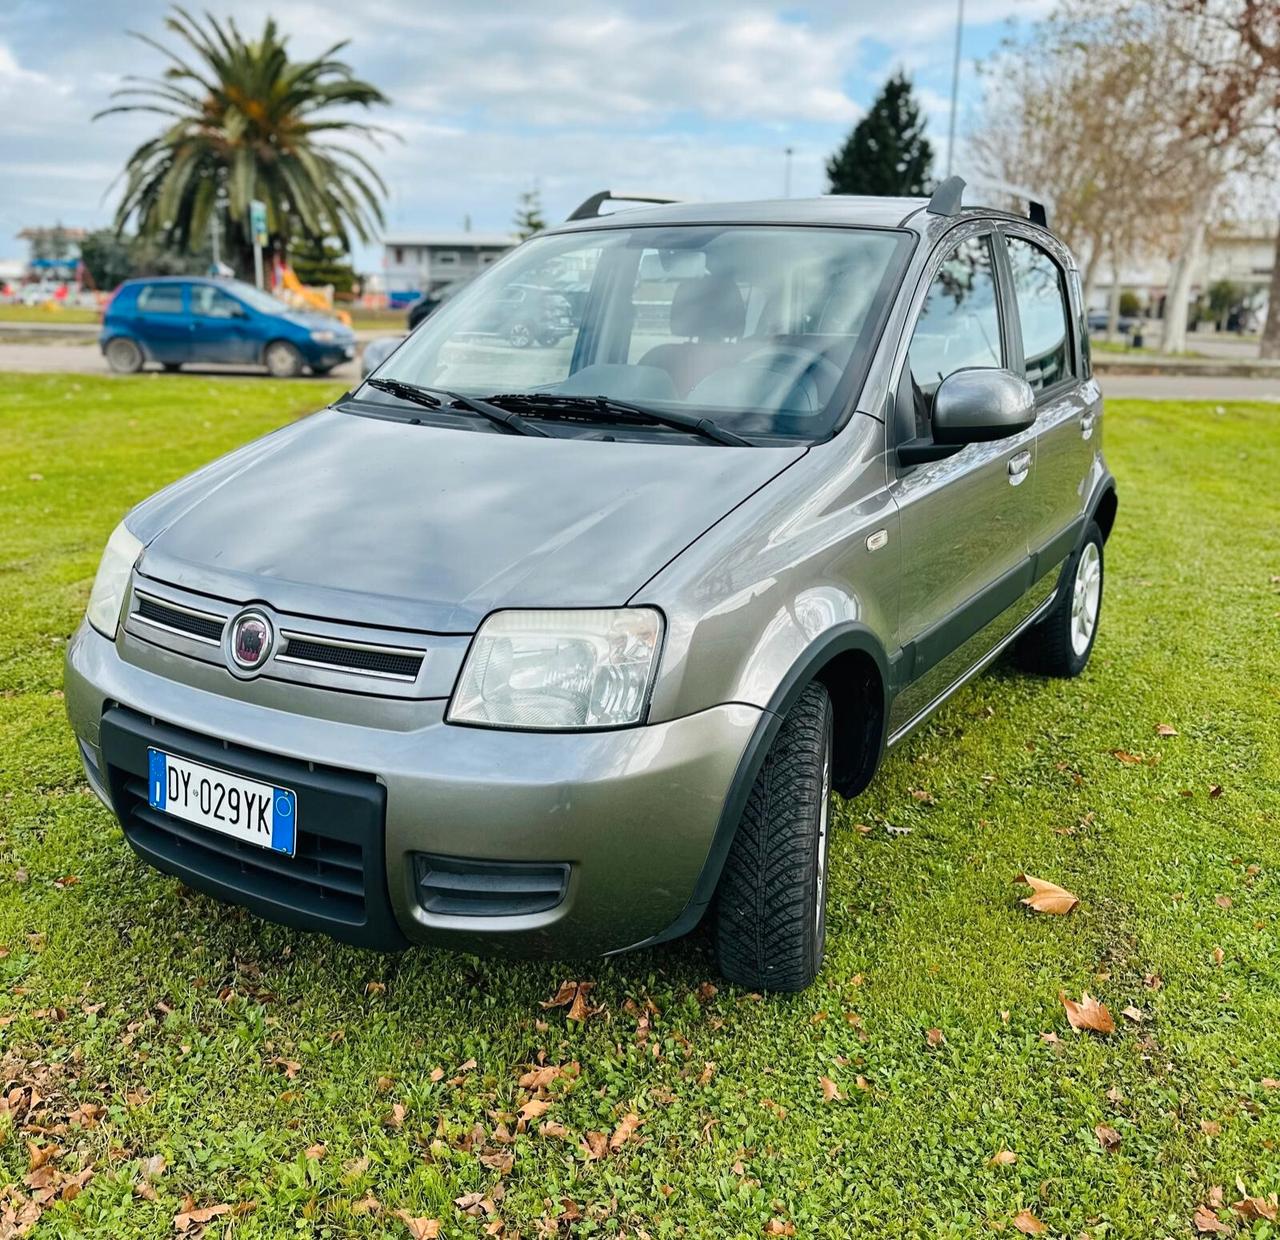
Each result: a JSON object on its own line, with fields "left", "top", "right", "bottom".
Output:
{"left": 1095, "top": 1124, "right": 1121, "bottom": 1152}
{"left": 1016, "top": 873, "right": 1080, "bottom": 915}
{"left": 1261, "top": 1078, "right": 1280, "bottom": 1090}
{"left": 1209, "top": 784, "right": 1224, "bottom": 798}
{"left": 1060, "top": 990, "right": 1115, "bottom": 1035}
{"left": 1121, "top": 1005, "right": 1146, "bottom": 1024}
{"left": 1154, "top": 723, "right": 1179, "bottom": 737}
{"left": 517, "top": 1098, "right": 550, "bottom": 1124}
{"left": 1112, "top": 749, "right": 1144, "bottom": 764}
{"left": 1013, "top": 1208, "right": 1048, "bottom": 1235}
{"left": 579, "top": 1131, "right": 608, "bottom": 1161}
{"left": 1193, "top": 1204, "right": 1231, "bottom": 1234}
{"left": 1234, "top": 1196, "right": 1279, "bottom": 1223}
{"left": 173, "top": 1202, "right": 232, "bottom": 1232}
{"left": 820, "top": 1076, "right": 842, "bottom": 1103}
{"left": 609, "top": 1112, "right": 641, "bottom": 1150}
{"left": 925, "top": 1028, "right": 945, "bottom": 1047}
{"left": 304, "top": 1143, "right": 326, "bottom": 1161}
{"left": 1200, "top": 1119, "right": 1222, "bottom": 1136}
{"left": 394, "top": 1211, "right": 442, "bottom": 1239}
{"left": 1039, "top": 1031, "right": 1061, "bottom": 1046}
{"left": 1212, "top": 946, "right": 1225, "bottom": 966}
{"left": 538, "top": 1120, "right": 570, "bottom": 1140}
{"left": 763, "top": 1221, "right": 796, "bottom": 1236}
{"left": 990, "top": 1150, "right": 1018, "bottom": 1166}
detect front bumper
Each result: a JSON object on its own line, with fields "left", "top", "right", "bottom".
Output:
{"left": 65, "top": 622, "right": 758, "bottom": 956}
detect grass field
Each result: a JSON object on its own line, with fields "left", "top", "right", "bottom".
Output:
{"left": 0, "top": 307, "right": 100, "bottom": 325}
{"left": 2, "top": 375, "right": 1279, "bottom": 1238}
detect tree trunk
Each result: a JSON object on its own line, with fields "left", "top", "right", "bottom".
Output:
{"left": 1160, "top": 213, "right": 1208, "bottom": 355}
{"left": 1106, "top": 256, "right": 1122, "bottom": 339}
{"left": 1260, "top": 220, "right": 1280, "bottom": 360}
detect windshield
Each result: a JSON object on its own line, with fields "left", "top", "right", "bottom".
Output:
{"left": 366, "top": 224, "right": 911, "bottom": 443}
{"left": 221, "top": 281, "right": 295, "bottom": 316}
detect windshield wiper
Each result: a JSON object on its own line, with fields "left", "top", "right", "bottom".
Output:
{"left": 484, "top": 392, "right": 749, "bottom": 447}
{"left": 364, "top": 378, "right": 549, "bottom": 437}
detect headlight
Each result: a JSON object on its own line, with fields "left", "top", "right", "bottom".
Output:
{"left": 86, "top": 522, "right": 143, "bottom": 639}
{"left": 310, "top": 329, "right": 338, "bottom": 343}
{"left": 448, "top": 609, "right": 663, "bottom": 731}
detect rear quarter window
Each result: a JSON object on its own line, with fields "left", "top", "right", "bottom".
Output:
{"left": 136, "top": 284, "right": 185, "bottom": 315}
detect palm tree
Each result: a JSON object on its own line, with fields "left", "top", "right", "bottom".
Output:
{"left": 95, "top": 7, "right": 392, "bottom": 275}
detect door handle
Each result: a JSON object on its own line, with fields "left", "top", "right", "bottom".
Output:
{"left": 1007, "top": 450, "right": 1032, "bottom": 486}
{"left": 1081, "top": 411, "right": 1096, "bottom": 440}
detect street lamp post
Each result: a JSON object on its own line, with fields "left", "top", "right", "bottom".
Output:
{"left": 946, "top": 0, "right": 965, "bottom": 178}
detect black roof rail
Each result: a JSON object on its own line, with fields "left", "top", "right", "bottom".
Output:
{"left": 566, "top": 190, "right": 684, "bottom": 221}
{"left": 926, "top": 175, "right": 965, "bottom": 217}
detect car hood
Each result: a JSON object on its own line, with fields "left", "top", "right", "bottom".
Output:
{"left": 282, "top": 310, "right": 352, "bottom": 335}
{"left": 130, "top": 408, "right": 806, "bottom": 633}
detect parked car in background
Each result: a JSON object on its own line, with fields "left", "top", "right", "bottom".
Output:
{"left": 100, "top": 277, "right": 355, "bottom": 377}
{"left": 454, "top": 282, "right": 574, "bottom": 348}
{"left": 360, "top": 335, "right": 403, "bottom": 379}
{"left": 406, "top": 280, "right": 468, "bottom": 331}
{"left": 1086, "top": 309, "right": 1137, "bottom": 336}
{"left": 67, "top": 181, "right": 1115, "bottom": 993}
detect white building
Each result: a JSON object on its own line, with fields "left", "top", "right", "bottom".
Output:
{"left": 381, "top": 231, "right": 518, "bottom": 304}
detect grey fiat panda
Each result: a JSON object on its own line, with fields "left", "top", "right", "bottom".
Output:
{"left": 66, "top": 180, "right": 1116, "bottom": 993}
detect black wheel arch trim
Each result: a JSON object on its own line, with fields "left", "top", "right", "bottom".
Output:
{"left": 615, "top": 622, "right": 895, "bottom": 954}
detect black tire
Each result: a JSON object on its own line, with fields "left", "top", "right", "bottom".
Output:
{"left": 310, "top": 364, "right": 336, "bottom": 377}
{"left": 104, "top": 337, "right": 143, "bottom": 374}
{"left": 263, "top": 339, "right": 304, "bottom": 378}
{"left": 713, "top": 681, "right": 834, "bottom": 993}
{"left": 1015, "top": 520, "right": 1104, "bottom": 677}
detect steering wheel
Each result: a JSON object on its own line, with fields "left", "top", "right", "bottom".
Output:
{"left": 736, "top": 345, "right": 844, "bottom": 405}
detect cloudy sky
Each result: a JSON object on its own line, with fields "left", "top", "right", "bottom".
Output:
{"left": 0, "top": 0, "right": 1049, "bottom": 268}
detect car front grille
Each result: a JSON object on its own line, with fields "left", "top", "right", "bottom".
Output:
{"left": 134, "top": 592, "right": 225, "bottom": 644}
{"left": 99, "top": 706, "right": 407, "bottom": 950}
{"left": 278, "top": 634, "right": 424, "bottom": 681}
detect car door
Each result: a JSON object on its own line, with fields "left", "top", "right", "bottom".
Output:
{"left": 133, "top": 283, "right": 190, "bottom": 362}
{"left": 886, "top": 225, "right": 1039, "bottom": 737}
{"left": 1001, "top": 229, "right": 1096, "bottom": 574}
{"left": 189, "top": 284, "right": 255, "bottom": 364}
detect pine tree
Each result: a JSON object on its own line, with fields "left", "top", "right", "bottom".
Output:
{"left": 513, "top": 188, "right": 547, "bottom": 240}
{"left": 826, "top": 72, "right": 934, "bottom": 197}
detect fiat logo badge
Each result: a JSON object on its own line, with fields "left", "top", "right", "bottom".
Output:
{"left": 229, "top": 609, "right": 274, "bottom": 674}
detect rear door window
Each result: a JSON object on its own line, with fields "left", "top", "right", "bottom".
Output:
{"left": 191, "top": 286, "right": 242, "bottom": 318}
{"left": 1006, "top": 237, "right": 1074, "bottom": 393}
{"left": 136, "top": 284, "right": 185, "bottom": 315}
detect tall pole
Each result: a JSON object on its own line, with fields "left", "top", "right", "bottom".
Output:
{"left": 945, "top": 0, "right": 964, "bottom": 178}
{"left": 783, "top": 146, "right": 794, "bottom": 198}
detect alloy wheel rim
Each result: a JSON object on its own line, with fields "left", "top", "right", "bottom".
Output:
{"left": 1070, "top": 541, "right": 1101, "bottom": 656}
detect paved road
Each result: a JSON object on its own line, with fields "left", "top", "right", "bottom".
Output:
{"left": 3, "top": 340, "right": 1279, "bottom": 402}
{"left": 0, "top": 341, "right": 362, "bottom": 383}
{"left": 1098, "top": 374, "right": 1280, "bottom": 402}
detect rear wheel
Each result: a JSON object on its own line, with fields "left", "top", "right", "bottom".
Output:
{"left": 713, "top": 681, "right": 834, "bottom": 993}
{"left": 264, "top": 340, "right": 304, "bottom": 378}
{"left": 104, "top": 337, "right": 143, "bottom": 374}
{"left": 1016, "top": 521, "right": 1104, "bottom": 676}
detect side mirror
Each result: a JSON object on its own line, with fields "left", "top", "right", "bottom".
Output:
{"left": 933, "top": 368, "right": 1036, "bottom": 445}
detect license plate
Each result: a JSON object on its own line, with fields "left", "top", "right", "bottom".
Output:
{"left": 147, "top": 749, "right": 297, "bottom": 856}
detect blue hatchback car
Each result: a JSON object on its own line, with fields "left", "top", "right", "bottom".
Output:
{"left": 101, "top": 277, "right": 355, "bottom": 378}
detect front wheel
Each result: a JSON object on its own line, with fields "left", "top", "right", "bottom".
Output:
{"left": 508, "top": 321, "right": 533, "bottom": 348}
{"left": 1016, "top": 521, "right": 1104, "bottom": 676}
{"left": 104, "top": 337, "right": 143, "bottom": 374}
{"left": 263, "top": 340, "right": 304, "bottom": 378}
{"left": 712, "top": 681, "right": 834, "bottom": 993}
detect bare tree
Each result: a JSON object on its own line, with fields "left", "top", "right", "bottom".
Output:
{"left": 971, "top": 0, "right": 1273, "bottom": 353}
{"left": 1158, "top": 0, "right": 1280, "bottom": 355}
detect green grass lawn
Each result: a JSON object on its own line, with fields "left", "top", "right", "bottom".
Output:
{"left": 0, "top": 306, "right": 101, "bottom": 325}
{"left": 2, "top": 375, "right": 1279, "bottom": 1238}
